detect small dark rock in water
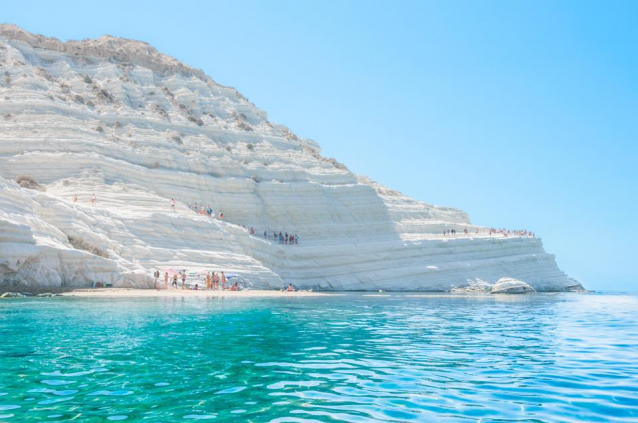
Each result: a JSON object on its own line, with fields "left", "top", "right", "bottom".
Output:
{"left": 1, "top": 350, "right": 36, "bottom": 358}
{"left": 0, "top": 292, "right": 25, "bottom": 298}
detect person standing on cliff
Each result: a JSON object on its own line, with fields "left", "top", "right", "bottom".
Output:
{"left": 170, "top": 198, "right": 176, "bottom": 211}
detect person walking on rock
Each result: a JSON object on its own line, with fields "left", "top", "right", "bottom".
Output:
{"left": 170, "top": 198, "right": 176, "bottom": 211}
{"left": 221, "top": 271, "right": 226, "bottom": 290}
{"left": 164, "top": 272, "right": 169, "bottom": 289}
{"left": 181, "top": 271, "right": 186, "bottom": 290}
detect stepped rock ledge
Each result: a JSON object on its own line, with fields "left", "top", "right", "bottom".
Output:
{"left": 0, "top": 25, "right": 583, "bottom": 292}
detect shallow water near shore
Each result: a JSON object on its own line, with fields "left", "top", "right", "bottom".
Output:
{"left": 0, "top": 293, "right": 637, "bottom": 422}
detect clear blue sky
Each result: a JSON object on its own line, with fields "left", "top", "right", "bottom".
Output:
{"left": 4, "top": 1, "right": 637, "bottom": 290}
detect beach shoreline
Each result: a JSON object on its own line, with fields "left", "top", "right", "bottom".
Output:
{"left": 57, "top": 288, "right": 336, "bottom": 298}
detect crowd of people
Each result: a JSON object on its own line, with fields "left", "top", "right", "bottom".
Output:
{"left": 489, "top": 228, "right": 535, "bottom": 237}
{"left": 260, "top": 230, "right": 299, "bottom": 245}
{"left": 152, "top": 270, "right": 298, "bottom": 292}
{"left": 443, "top": 228, "right": 535, "bottom": 237}
{"left": 152, "top": 269, "right": 240, "bottom": 291}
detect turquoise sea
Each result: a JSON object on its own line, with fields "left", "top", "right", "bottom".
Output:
{"left": 0, "top": 293, "right": 637, "bottom": 422}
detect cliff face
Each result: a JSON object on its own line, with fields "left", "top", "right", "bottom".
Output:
{"left": 0, "top": 25, "right": 582, "bottom": 291}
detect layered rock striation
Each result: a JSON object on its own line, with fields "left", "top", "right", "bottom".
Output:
{"left": 0, "top": 25, "right": 582, "bottom": 291}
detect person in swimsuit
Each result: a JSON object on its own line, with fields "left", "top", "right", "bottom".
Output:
{"left": 164, "top": 272, "right": 169, "bottom": 289}
{"left": 172, "top": 274, "right": 178, "bottom": 288}
{"left": 221, "top": 272, "right": 226, "bottom": 290}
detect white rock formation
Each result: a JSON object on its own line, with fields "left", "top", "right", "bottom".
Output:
{"left": 0, "top": 25, "right": 584, "bottom": 291}
{"left": 490, "top": 277, "right": 537, "bottom": 294}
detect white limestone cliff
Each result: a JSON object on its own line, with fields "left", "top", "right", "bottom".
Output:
{"left": 0, "top": 25, "right": 583, "bottom": 291}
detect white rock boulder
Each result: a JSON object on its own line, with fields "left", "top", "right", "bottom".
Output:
{"left": 490, "top": 277, "right": 537, "bottom": 294}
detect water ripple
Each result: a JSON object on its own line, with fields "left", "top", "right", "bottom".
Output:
{"left": 0, "top": 293, "right": 637, "bottom": 422}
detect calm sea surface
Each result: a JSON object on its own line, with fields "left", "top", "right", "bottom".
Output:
{"left": 0, "top": 293, "right": 637, "bottom": 422}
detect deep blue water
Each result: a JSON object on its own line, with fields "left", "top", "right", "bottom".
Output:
{"left": 0, "top": 293, "right": 637, "bottom": 422}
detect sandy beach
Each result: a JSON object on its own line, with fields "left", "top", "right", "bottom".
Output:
{"left": 59, "top": 288, "right": 337, "bottom": 298}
